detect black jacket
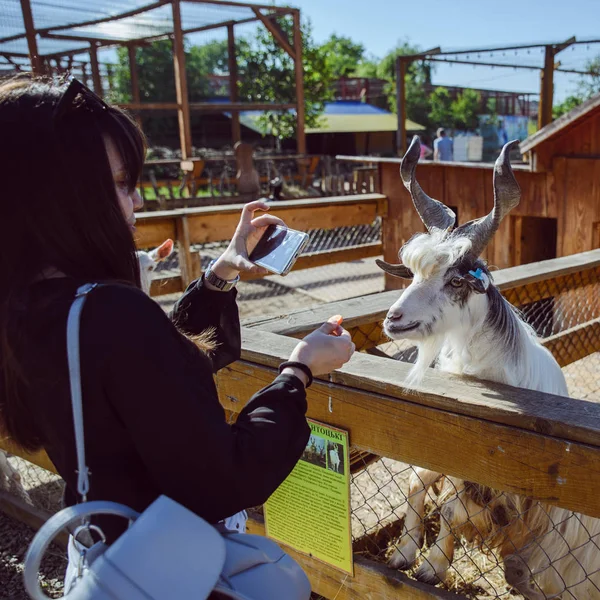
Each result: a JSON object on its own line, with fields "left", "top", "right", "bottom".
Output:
{"left": 19, "top": 277, "right": 310, "bottom": 541}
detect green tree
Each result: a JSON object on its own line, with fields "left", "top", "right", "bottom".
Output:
{"left": 319, "top": 34, "right": 365, "bottom": 78}
{"left": 237, "top": 16, "right": 332, "bottom": 141}
{"left": 109, "top": 38, "right": 229, "bottom": 104}
{"left": 577, "top": 55, "right": 600, "bottom": 99}
{"left": 450, "top": 88, "right": 481, "bottom": 131}
{"left": 378, "top": 41, "right": 433, "bottom": 129}
{"left": 428, "top": 87, "right": 453, "bottom": 129}
{"left": 553, "top": 94, "right": 585, "bottom": 119}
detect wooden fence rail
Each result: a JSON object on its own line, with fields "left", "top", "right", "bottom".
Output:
{"left": 135, "top": 193, "right": 388, "bottom": 295}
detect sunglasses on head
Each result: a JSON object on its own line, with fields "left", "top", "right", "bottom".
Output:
{"left": 53, "top": 76, "right": 109, "bottom": 122}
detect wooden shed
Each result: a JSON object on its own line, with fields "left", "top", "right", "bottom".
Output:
{"left": 342, "top": 92, "right": 600, "bottom": 284}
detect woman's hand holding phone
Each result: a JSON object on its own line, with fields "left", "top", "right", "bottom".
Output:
{"left": 209, "top": 200, "right": 285, "bottom": 282}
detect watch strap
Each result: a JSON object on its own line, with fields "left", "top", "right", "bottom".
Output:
{"left": 205, "top": 259, "right": 240, "bottom": 292}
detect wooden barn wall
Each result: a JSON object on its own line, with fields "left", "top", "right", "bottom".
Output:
{"left": 534, "top": 109, "right": 600, "bottom": 171}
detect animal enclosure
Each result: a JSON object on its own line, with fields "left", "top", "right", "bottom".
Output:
{"left": 2, "top": 249, "right": 599, "bottom": 599}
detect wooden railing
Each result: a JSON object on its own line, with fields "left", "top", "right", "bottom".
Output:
{"left": 2, "top": 250, "right": 599, "bottom": 599}
{"left": 135, "top": 193, "right": 388, "bottom": 296}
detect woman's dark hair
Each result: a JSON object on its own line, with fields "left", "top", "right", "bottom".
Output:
{"left": 0, "top": 75, "right": 146, "bottom": 450}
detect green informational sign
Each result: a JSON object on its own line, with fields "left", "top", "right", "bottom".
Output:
{"left": 264, "top": 419, "right": 353, "bottom": 576}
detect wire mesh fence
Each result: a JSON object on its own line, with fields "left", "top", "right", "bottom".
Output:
{"left": 1, "top": 266, "right": 599, "bottom": 599}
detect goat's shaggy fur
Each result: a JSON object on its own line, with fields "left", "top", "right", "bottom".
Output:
{"left": 387, "top": 232, "right": 600, "bottom": 599}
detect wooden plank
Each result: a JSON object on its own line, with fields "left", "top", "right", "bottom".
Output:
{"left": 89, "top": 42, "right": 103, "bottom": 97}
{"left": 0, "top": 489, "right": 68, "bottom": 549}
{"left": 252, "top": 8, "right": 295, "bottom": 59}
{"left": 293, "top": 10, "right": 306, "bottom": 156}
{"left": 216, "top": 330, "right": 600, "bottom": 518}
{"left": 245, "top": 252, "right": 600, "bottom": 337}
{"left": 176, "top": 215, "right": 193, "bottom": 288}
{"left": 538, "top": 45, "right": 554, "bottom": 130}
{"left": 184, "top": 197, "right": 385, "bottom": 245}
{"left": 543, "top": 317, "right": 600, "bottom": 367}
{"left": 227, "top": 24, "right": 241, "bottom": 144}
{"left": 128, "top": 45, "right": 140, "bottom": 105}
{"left": 149, "top": 274, "right": 183, "bottom": 297}
{"left": 189, "top": 102, "right": 297, "bottom": 112}
{"left": 136, "top": 194, "right": 386, "bottom": 222}
{"left": 134, "top": 217, "right": 177, "bottom": 249}
{"left": 117, "top": 102, "right": 180, "bottom": 110}
{"left": 247, "top": 516, "right": 465, "bottom": 600}
{"left": 239, "top": 243, "right": 383, "bottom": 281}
{"left": 20, "top": 0, "right": 43, "bottom": 74}
{"left": 396, "top": 57, "right": 406, "bottom": 155}
{"left": 36, "top": 0, "right": 169, "bottom": 35}
{"left": 172, "top": 0, "right": 192, "bottom": 159}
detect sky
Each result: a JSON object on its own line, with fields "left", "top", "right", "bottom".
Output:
{"left": 284, "top": 0, "right": 600, "bottom": 102}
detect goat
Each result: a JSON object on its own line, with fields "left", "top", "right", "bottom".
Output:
{"left": 137, "top": 239, "right": 174, "bottom": 295}
{"left": 377, "top": 136, "right": 600, "bottom": 599}
{"left": 329, "top": 444, "right": 341, "bottom": 473}
{"left": 0, "top": 450, "right": 31, "bottom": 504}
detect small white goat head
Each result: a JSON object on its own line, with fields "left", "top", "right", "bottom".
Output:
{"left": 137, "top": 239, "right": 174, "bottom": 295}
{"left": 377, "top": 136, "right": 521, "bottom": 342}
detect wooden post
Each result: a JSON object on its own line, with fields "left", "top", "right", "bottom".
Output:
{"left": 292, "top": 10, "right": 306, "bottom": 156}
{"left": 127, "top": 45, "right": 143, "bottom": 128}
{"left": 396, "top": 56, "right": 407, "bottom": 156}
{"left": 538, "top": 45, "right": 554, "bottom": 130}
{"left": 89, "top": 42, "right": 103, "bottom": 97}
{"left": 227, "top": 24, "right": 241, "bottom": 144}
{"left": 172, "top": 0, "right": 193, "bottom": 160}
{"left": 20, "top": 0, "right": 43, "bottom": 75}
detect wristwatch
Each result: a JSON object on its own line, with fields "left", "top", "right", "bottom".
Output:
{"left": 204, "top": 259, "right": 240, "bottom": 292}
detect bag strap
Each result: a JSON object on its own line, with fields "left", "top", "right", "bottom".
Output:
{"left": 66, "top": 283, "right": 100, "bottom": 502}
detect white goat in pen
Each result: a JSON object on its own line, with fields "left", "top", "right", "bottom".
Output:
{"left": 377, "top": 136, "right": 600, "bottom": 599}
{"left": 329, "top": 443, "right": 341, "bottom": 473}
{"left": 137, "top": 239, "right": 174, "bottom": 295}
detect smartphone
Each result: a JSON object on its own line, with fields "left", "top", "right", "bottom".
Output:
{"left": 249, "top": 224, "right": 310, "bottom": 276}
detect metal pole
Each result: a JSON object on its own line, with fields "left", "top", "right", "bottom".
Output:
{"left": 227, "top": 24, "right": 241, "bottom": 144}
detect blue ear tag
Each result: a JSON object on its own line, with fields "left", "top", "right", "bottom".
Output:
{"left": 468, "top": 268, "right": 490, "bottom": 291}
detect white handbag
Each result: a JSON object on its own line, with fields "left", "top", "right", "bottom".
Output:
{"left": 23, "top": 283, "right": 311, "bottom": 600}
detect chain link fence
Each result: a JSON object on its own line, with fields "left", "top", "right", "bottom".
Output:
{"left": 1, "top": 265, "right": 599, "bottom": 599}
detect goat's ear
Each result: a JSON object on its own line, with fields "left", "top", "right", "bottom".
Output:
{"left": 375, "top": 259, "right": 414, "bottom": 279}
{"left": 154, "top": 239, "right": 174, "bottom": 261}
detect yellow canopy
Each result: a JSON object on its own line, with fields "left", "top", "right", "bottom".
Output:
{"left": 306, "top": 113, "right": 425, "bottom": 134}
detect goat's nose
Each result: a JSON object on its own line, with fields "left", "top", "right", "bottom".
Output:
{"left": 386, "top": 311, "right": 403, "bottom": 322}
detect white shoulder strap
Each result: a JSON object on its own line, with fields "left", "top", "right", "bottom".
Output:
{"left": 66, "top": 283, "right": 99, "bottom": 502}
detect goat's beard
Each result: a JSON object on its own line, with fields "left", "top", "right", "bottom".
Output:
{"left": 404, "top": 334, "right": 446, "bottom": 388}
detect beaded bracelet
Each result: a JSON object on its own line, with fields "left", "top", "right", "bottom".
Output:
{"left": 278, "top": 361, "right": 313, "bottom": 388}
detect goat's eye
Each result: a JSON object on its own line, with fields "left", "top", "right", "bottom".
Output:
{"left": 147, "top": 266, "right": 153, "bottom": 271}
{"left": 450, "top": 277, "right": 463, "bottom": 287}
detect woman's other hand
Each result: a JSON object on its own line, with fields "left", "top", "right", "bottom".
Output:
{"left": 210, "top": 200, "right": 285, "bottom": 281}
{"left": 284, "top": 316, "right": 355, "bottom": 384}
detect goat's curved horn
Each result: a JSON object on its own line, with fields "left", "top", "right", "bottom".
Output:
{"left": 453, "top": 140, "right": 521, "bottom": 257}
{"left": 400, "top": 135, "right": 456, "bottom": 232}
{"left": 375, "top": 259, "right": 413, "bottom": 279}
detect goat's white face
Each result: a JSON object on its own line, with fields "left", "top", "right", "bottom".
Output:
{"left": 383, "top": 232, "right": 489, "bottom": 341}
{"left": 137, "top": 239, "right": 174, "bottom": 295}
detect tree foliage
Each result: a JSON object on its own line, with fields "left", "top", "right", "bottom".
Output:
{"left": 552, "top": 54, "right": 600, "bottom": 119}
{"left": 237, "top": 16, "right": 332, "bottom": 140}
{"left": 319, "top": 34, "right": 365, "bottom": 78}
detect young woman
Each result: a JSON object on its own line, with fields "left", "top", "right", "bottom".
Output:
{"left": 0, "top": 76, "right": 354, "bottom": 551}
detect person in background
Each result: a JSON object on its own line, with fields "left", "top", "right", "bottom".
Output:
{"left": 433, "top": 127, "right": 454, "bottom": 161}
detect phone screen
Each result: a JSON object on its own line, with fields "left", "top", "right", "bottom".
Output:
{"left": 249, "top": 225, "right": 308, "bottom": 274}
